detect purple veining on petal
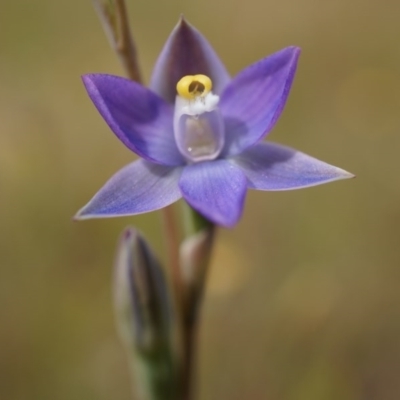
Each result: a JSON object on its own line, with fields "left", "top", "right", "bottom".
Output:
{"left": 231, "top": 142, "right": 354, "bottom": 190}
{"left": 74, "top": 159, "right": 182, "bottom": 219}
{"left": 83, "top": 74, "right": 185, "bottom": 166}
{"left": 220, "top": 47, "right": 300, "bottom": 156}
{"left": 150, "top": 17, "right": 230, "bottom": 104}
{"left": 179, "top": 159, "right": 247, "bottom": 227}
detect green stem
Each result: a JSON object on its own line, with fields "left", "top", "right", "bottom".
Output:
{"left": 180, "top": 203, "right": 215, "bottom": 400}
{"left": 182, "top": 202, "right": 213, "bottom": 235}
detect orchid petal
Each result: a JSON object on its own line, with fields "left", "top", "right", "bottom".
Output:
{"left": 220, "top": 47, "right": 300, "bottom": 156}
{"left": 83, "top": 74, "right": 184, "bottom": 166}
{"left": 150, "top": 17, "right": 230, "bottom": 104}
{"left": 75, "top": 160, "right": 182, "bottom": 219}
{"left": 231, "top": 142, "right": 354, "bottom": 190}
{"left": 179, "top": 160, "right": 247, "bottom": 227}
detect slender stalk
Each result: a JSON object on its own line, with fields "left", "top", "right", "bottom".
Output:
{"left": 162, "top": 204, "right": 183, "bottom": 303}
{"left": 92, "top": 0, "right": 142, "bottom": 82}
{"left": 180, "top": 205, "right": 215, "bottom": 400}
{"left": 181, "top": 319, "right": 197, "bottom": 400}
{"left": 181, "top": 245, "right": 214, "bottom": 400}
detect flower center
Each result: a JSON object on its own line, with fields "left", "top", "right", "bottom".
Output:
{"left": 173, "top": 75, "right": 224, "bottom": 163}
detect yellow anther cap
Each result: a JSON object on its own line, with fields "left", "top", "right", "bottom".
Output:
{"left": 176, "top": 74, "right": 213, "bottom": 100}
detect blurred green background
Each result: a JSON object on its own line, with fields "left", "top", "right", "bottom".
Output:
{"left": 1, "top": 0, "right": 399, "bottom": 399}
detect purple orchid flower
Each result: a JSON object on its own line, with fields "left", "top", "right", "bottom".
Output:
{"left": 75, "top": 18, "right": 353, "bottom": 228}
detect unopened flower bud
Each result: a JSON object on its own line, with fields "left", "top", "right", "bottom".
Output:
{"left": 114, "top": 227, "right": 179, "bottom": 400}
{"left": 114, "top": 227, "right": 171, "bottom": 354}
